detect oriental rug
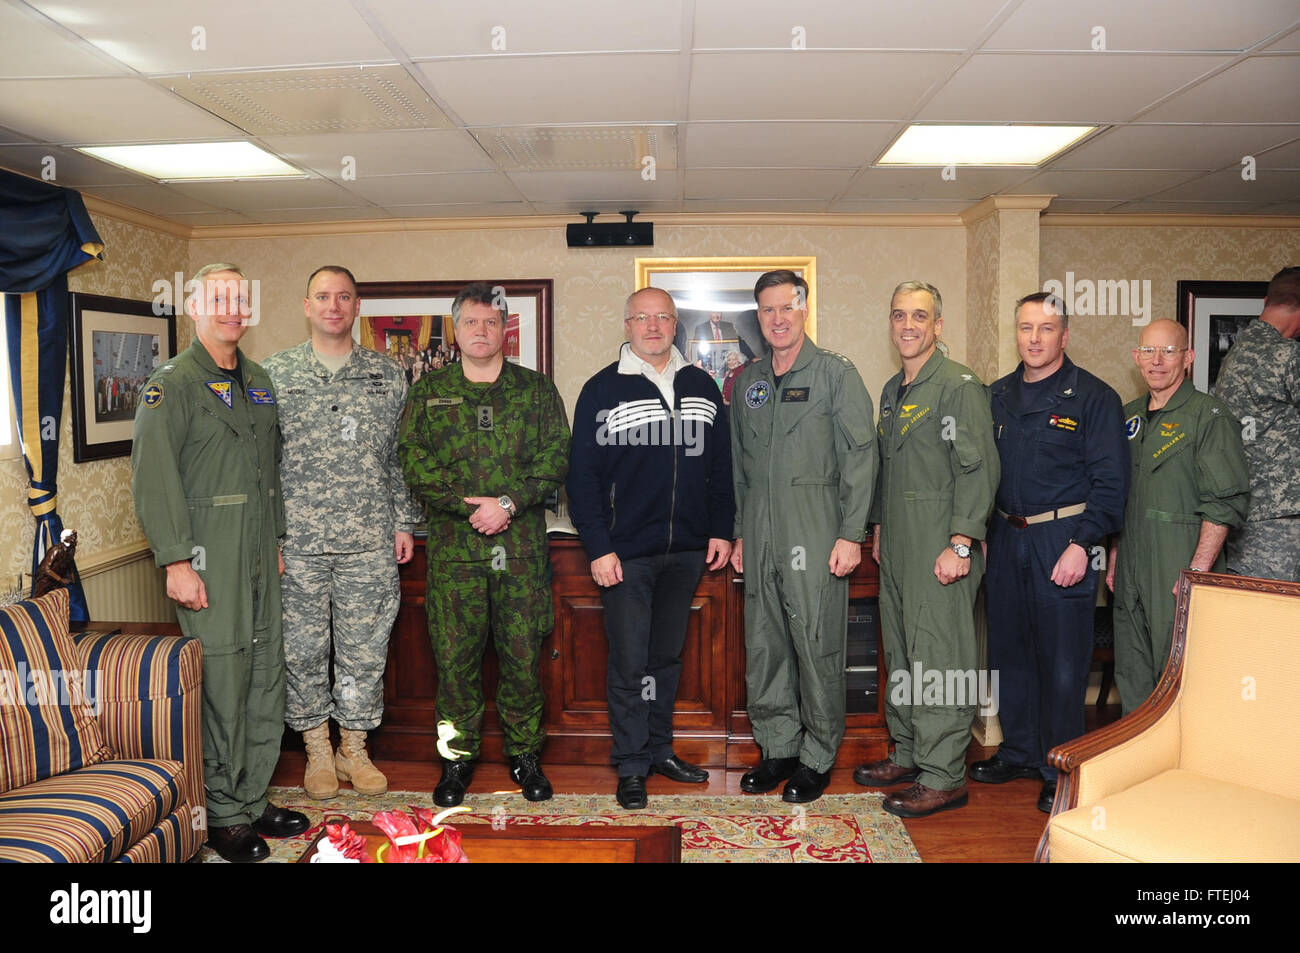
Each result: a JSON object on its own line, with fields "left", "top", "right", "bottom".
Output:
{"left": 197, "top": 787, "right": 920, "bottom": 863}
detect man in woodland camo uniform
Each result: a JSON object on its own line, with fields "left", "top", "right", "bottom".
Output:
{"left": 399, "top": 282, "right": 570, "bottom": 807}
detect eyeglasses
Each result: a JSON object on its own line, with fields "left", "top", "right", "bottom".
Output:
{"left": 1135, "top": 345, "right": 1187, "bottom": 360}
{"left": 627, "top": 312, "right": 675, "bottom": 324}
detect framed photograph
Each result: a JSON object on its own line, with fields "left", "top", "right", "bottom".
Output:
{"left": 635, "top": 257, "right": 816, "bottom": 402}
{"left": 353, "top": 279, "right": 553, "bottom": 382}
{"left": 1176, "top": 280, "right": 1268, "bottom": 392}
{"left": 68, "top": 292, "right": 177, "bottom": 462}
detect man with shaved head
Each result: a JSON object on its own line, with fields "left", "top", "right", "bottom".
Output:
{"left": 1108, "top": 318, "right": 1250, "bottom": 713}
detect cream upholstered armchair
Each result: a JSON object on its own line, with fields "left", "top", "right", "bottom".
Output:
{"left": 1037, "top": 571, "right": 1300, "bottom": 863}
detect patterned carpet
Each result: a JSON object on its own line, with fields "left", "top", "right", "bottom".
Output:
{"left": 198, "top": 786, "right": 921, "bottom": 863}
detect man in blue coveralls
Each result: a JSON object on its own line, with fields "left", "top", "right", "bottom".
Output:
{"left": 973, "top": 292, "right": 1128, "bottom": 813}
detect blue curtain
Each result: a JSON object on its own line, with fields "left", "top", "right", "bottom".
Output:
{"left": 1, "top": 169, "right": 105, "bottom": 620}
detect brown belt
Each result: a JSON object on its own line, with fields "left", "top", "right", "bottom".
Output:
{"left": 997, "top": 502, "right": 1087, "bottom": 528}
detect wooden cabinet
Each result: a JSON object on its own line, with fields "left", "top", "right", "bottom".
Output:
{"left": 368, "top": 537, "right": 890, "bottom": 767}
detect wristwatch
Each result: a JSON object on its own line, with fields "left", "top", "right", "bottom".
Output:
{"left": 950, "top": 541, "right": 972, "bottom": 559}
{"left": 497, "top": 495, "right": 516, "bottom": 517}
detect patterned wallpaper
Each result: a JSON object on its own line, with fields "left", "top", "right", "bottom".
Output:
{"left": 1, "top": 213, "right": 188, "bottom": 579}
{"left": 965, "top": 213, "right": 1000, "bottom": 383}
{"left": 190, "top": 223, "right": 969, "bottom": 418}
{"left": 1040, "top": 224, "right": 1300, "bottom": 402}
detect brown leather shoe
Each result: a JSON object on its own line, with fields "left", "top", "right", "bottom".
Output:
{"left": 882, "top": 782, "right": 969, "bottom": 818}
{"left": 853, "top": 758, "right": 921, "bottom": 787}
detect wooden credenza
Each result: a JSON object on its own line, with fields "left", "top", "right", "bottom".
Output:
{"left": 368, "top": 537, "right": 890, "bottom": 768}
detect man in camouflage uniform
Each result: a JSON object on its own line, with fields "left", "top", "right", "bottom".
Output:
{"left": 1214, "top": 266, "right": 1300, "bottom": 582}
{"left": 1109, "top": 319, "right": 1250, "bottom": 713}
{"left": 399, "top": 282, "right": 570, "bottom": 806}
{"left": 133, "top": 263, "right": 308, "bottom": 863}
{"left": 263, "top": 265, "right": 422, "bottom": 800}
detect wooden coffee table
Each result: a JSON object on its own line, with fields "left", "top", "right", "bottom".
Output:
{"left": 299, "top": 819, "right": 681, "bottom": 864}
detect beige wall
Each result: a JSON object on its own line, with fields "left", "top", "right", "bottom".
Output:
{"left": 2, "top": 213, "right": 187, "bottom": 581}
{"left": 190, "top": 223, "right": 969, "bottom": 418}
{"left": 1040, "top": 224, "right": 1300, "bottom": 402}
{"left": 6, "top": 209, "right": 1300, "bottom": 591}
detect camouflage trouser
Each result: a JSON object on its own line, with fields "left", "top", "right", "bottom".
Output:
{"left": 281, "top": 550, "right": 400, "bottom": 732}
{"left": 426, "top": 556, "right": 553, "bottom": 759}
{"left": 1226, "top": 516, "right": 1300, "bottom": 582}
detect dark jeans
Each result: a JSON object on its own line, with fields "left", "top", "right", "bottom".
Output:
{"left": 600, "top": 549, "right": 707, "bottom": 776}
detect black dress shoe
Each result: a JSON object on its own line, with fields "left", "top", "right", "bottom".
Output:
{"left": 252, "top": 804, "right": 309, "bottom": 838}
{"left": 509, "top": 753, "right": 553, "bottom": 802}
{"left": 782, "top": 764, "right": 831, "bottom": 804}
{"left": 207, "top": 823, "right": 269, "bottom": 863}
{"left": 616, "top": 775, "right": 648, "bottom": 810}
{"left": 740, "top": 756, "right": 801, "bottom": 794}
{"left": 1038, "top": 780, "right": 1058, "bottom": 814}
{"left": 969, "top": 755, "right": 1041, "bottom": 784}
{"left": 434, "top": 759, "right": 475, "bottom": 807}
{"left": 649, "top": 755, "right": 709, "bottom": 784}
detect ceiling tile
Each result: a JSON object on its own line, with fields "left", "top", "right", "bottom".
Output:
{"left": 472, "top": 125, "right": 677, "bottom": 172}
{"left": 0, "top": 3, "right": 127, "bottom": 77}
{"left": 1040, "top": 199, "right": 1127, "bottom": 213}
{"left": 1051, "top": 125, "right": 1300, "bottom": 170}
{"left": 370, "top": 0, "right": 684, "bottom": 56}
{"left": 918, "top": 53, "right": 1231, "bottom": 122}
{"left": 166, "top": 210, "right": 257, "bottom": 226}
{"left": 507, "top": 170, "right": 681, "bottom": 202}
{"left": 28, "top": 0, "right": 393, "bottom": 73}
{"left": 0, "top": 78, "right": 242, "bottom": 143}
{"left": 1250, "top": 200, "right": 1300, "bottom": 213}
{"left": 985, "top": 0, "right": 1300, "bottom": 51}
{"left": 261, "top": 129, "right": 493, "bottom": 177}
{"left": 80, "top": 184, "right": 226, "bottom": 214}
{"left": 692, "top": 0, "right": 1008, "bottom": 49}
{"left": 243, "top": 207, "right": 395, "bottom": 224}
{"left": 419, "top": 54, "right": 679, "bottom": 125}
{"left": 1261, "top": 28, "right": 1300, "bottom": 51}
{"left": 336, "top": 171, "right": 522, "bottom": 205}
{"left": 1107, "top": 199, "right": 1270, "bottom": 213}
{"left": 378, "top": 202, "right": 534, "bottom": 217}
{"left": 168, "top": 177, "right": 367, "bottom": 211}
{"left": 0, "top": 144, "right": 151, "bottom": 186}
{"left": 846, "top": 167, "right": 1038, "bottom": 200}
{"left": 1144, "top": 167, "right": 1300, "bottom": 203}
{"left": 829, "top": 199, "right": 973, "bottom": 213}
{"left": 685, "top": 122, "right": 895, "bottom": 168}
{"left": 690, "top": 51, "right": 960, "bottom": 121}
{"left": 1004, "top": 169, "right": 1206, "bottom": 199}
{"left": 1256, "top": 137, "right": 1300, "bottom": 167}
{"left": 681, "top": 198, "right": 830, "bottom": 212}
{"left": 686, "top": 168, "right": 855, "bottom": 200}
{"left": 1140, "top": 55, "right": 1300, "bottom": 122}
{"left": 531, "top": 202, "right": 683, "bottom": 214}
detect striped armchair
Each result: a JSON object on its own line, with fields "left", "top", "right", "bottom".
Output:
{"left": 0, "top": 591, "right": 204, "bottom": 863}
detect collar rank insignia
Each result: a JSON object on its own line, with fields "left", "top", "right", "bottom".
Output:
{"left": 1064, "top": 388, "right": 1074, "bottom": 396}
{"left": 206, "top": 380, "right": 233, "bottom": 408}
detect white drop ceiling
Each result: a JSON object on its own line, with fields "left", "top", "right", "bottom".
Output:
{"left": 0, "top": 0, "right": 1295, "bottom": 227}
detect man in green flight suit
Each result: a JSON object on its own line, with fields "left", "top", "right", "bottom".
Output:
{"left": 730, "top": 270, "right": 877, "bottom": 804}
{"left": 132, "top": 263, "right": 308, "bottom": 863}
{"left": 1108, "top": 318, "right": 1250, "bottom": 713}
{"left": 854, "top": 280, "right": 999, "bottom": 818}
{"left": 399, "top": 282, "right": 571, "bottom": 807}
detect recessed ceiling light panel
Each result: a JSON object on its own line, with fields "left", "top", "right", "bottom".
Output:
{"left": 77, "top": 141, "right": 307, "bottom": 181}
{"left": 878, "top": 125, "right": 1096, "bottom": 167}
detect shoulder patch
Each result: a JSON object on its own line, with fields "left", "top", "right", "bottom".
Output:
{"left": 1125, "top": 415, "right": 1142, "bottom": 440}
{"left": 142, "top": 383, "right": 164, "bottom": 407}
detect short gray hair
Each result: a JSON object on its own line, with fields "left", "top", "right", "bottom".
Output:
{"left": 192, "top": 262, "right": 243, "bottom": 285}
{"left": 891, "top": 280, "right": 942, "bottom": 318}
{"left": 624, "top": 287, "right": 676, "bottom": 320}
{"left": 451, "top": 281, "right": 507, "bottom": 327}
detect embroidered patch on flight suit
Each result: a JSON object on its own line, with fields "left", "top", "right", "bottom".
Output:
{"left": 206, "top": 380, "right": 233, "bottom": 408}
{"left": 248, "top": 387, "right": 275, "bottom": 404}
{"left": 745, "top": 381, "right": 770, "bottom": 409}
{"left": 1159, "top": 421, "right": 1180, "bottom": 436}
{"left": 1048, "top": 414, "right": 1079, "bottom": 432}
{"left": 142, "top": 383, "right": 164, "bottom": 407}
{"left": 1125, "top": 415, "right": 1142, "bottom": 440}
{"left": 781, "top": 387, "right": 810, "bottom": 402}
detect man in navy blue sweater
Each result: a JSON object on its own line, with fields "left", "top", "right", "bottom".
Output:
{"left": 568, "top": 287, "right": 736, "bottom": 810}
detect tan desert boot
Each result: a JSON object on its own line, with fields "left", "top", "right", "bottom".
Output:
{"left": 302, "top": 722, "right": 339, "bottom": 800}
{"left": 336, "top": 728, "right": 388, "bottom": 796}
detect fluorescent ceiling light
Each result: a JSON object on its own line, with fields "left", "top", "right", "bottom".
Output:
{"left": 877, "top": 125, "right": 1095, "bottom": 166}
{"left": 77, "top": 142, "right": 306, "bottom": 181}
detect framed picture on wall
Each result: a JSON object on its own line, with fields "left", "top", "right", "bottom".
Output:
{"left": 1176, "top": 280, "right": 1268, "bottom": 393}
{"left": 353, "top": 279, "right": 553, "bottom": 383}
{"left": 634, "top": 256, "right": 816, "bottom": 403}
{"left": 68, "top": 292, "right": 177, "bottom": 462}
